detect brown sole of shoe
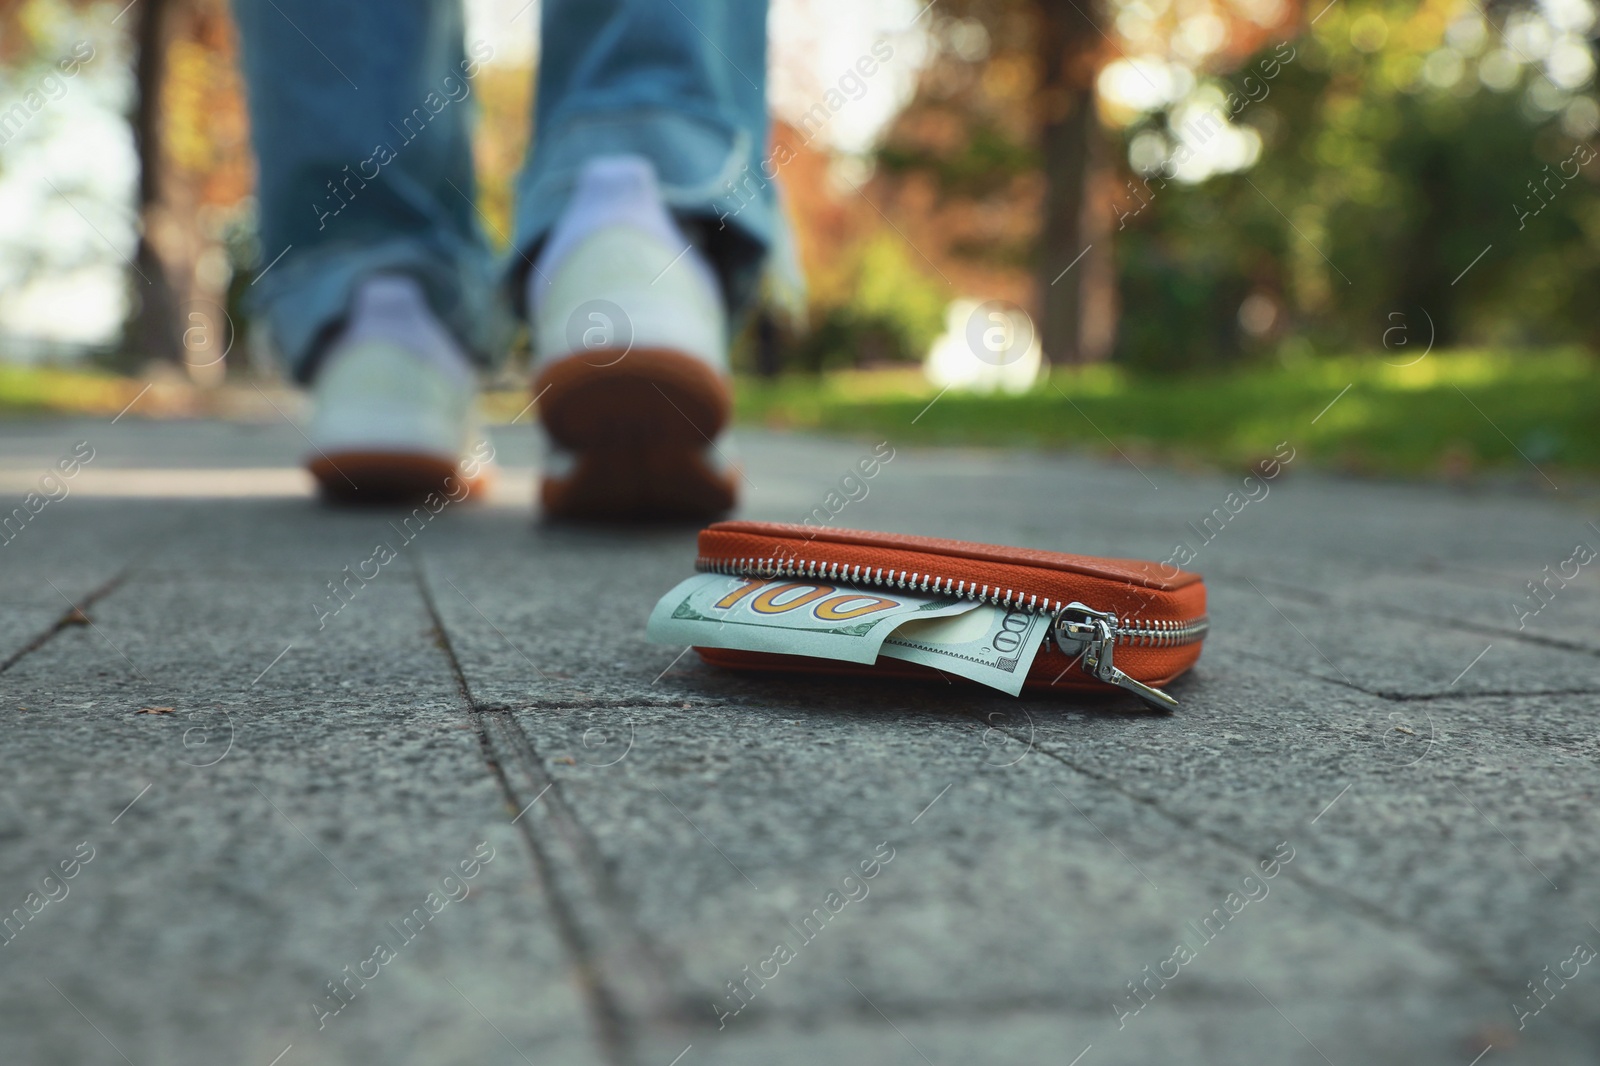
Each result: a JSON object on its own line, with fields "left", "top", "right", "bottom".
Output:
{"left": 540, "top": 444, "right": 737, "bottom": 521}
{"left": 533, "top": 348, "right": 737, "bottom": 520}
{"left": 534, "top": 347, "right": 732, "bottom": 448}
{"left": 308, "top": 451, "right": 488, "bottom": 506}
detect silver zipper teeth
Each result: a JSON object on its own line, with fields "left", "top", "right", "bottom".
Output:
{"left": 696, "top": 555, "right": 1209, "bottom": 649}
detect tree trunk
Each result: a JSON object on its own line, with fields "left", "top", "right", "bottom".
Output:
{"left": 1034, "top": 0, "right": 1108, "bottom": 365}
{"left": 1076, "top": 116, "right": 1117, "bottom": 363}
{"left": 1398, "top": 149, "right": 1456, "bottom": 347}
{"left": 125, "top": 0, "right": 181, "bottom": 369}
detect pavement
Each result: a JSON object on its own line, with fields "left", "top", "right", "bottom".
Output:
{"left": 1, "top": 409, "right": 1597, "bottom": 1066}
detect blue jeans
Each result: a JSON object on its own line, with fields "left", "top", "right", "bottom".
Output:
{"left": 232, "top": 0, "right": 771, "bottom": 380}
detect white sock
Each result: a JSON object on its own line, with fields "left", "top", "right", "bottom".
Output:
{"left": 527, "top": 154, "right": 720, "bottom": 320}
{"left": 334, "top": 274, "right": 474, "bottom": 387}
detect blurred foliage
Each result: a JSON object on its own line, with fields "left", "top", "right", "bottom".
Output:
{"left": 773, "top": 5, "right": 1048, "bottom": 376}
{"left": 876, "top": 117, "right": 1040, "bottom": 197}
{"left": 472, "top": 62, "right": 533, "bottom": 249}
{"left": 806, "top": 232, "right": 953, "bottom": 364}
{"left": 793, "top": 233, "right": 950, "bottom": 369}
{"left": 1113, "top": 0, "right": 1600, "bottom": 370}
{"left": 162, "top": 28, "right": 250, "bottom": 198}
{"left": 737, "top": 347, "right": 1600, "bottom": 477}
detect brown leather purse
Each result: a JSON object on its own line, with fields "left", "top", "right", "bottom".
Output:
{"left": 684, "top": 521, "right": 1208, "bottom": 709}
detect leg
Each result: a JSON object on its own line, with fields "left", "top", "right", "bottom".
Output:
{"left": 233, "top": 0, "right": 504, "bottom": 500}
{"left": 515, "top": 0, "right": 773, "bottom": 299}
{"left": 233, "top": 0, "right": 507, "bottom": 377}
{"left": 515, "top": 0, "right": 772, "bottom": 520}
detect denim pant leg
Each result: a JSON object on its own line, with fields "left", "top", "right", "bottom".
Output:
{"left": 233, "top": 0, "right": 509, "bottom": 381}
{"left": 512, "top": 0, "right": 773, "bottom": 313}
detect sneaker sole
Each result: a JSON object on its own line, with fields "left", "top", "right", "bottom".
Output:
{"left": 308, "top": 451, "right": 489, "bottom": 506}
{"left": 533, "top": 347, "right": 737, "bottom": 520}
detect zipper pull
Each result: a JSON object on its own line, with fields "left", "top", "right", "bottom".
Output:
{"left": 1052, "top": 603, "right": 1181, "bottom": 711}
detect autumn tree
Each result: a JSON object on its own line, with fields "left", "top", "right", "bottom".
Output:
{"left": 867, "top": 0, "right": 1116, "bottom": 365}
{"left": 126, "top": 0, "right": 252, "bottom": 377}
{"left": 1033, "top": 0, "right": 1114, "bottom": 365}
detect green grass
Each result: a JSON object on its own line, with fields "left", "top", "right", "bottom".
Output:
{"left": 0, "top": 364, "right": 144, "bottom": 417}
{"left": 4, "top": 350, "right": 1595, "bottom": 479}
{"left": 735, "top": 349, "right": 1600, "bottom": 478}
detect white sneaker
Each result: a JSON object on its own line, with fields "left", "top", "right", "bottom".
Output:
{"left": 529, "top": 155, "right": 739, "bottom": 520}
{"left": 305, "top": 275, "right": 489, "bottom": 503}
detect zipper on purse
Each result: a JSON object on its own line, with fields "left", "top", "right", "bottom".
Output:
{"left": 1051, "top": 603, "right": 1182, "bottom": 711}
{"left": 697, "top": 554, "right": 1207, "bottom": 709}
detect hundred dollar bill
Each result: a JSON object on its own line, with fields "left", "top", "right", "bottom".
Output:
{"left": 647, "top": 572, "right": 979, "bottom": 664}
{"left": 879, "top": 603, "right": 1052, "bottom": 696}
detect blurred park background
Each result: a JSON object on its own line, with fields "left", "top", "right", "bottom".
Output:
{"left": 0, "top": 0, "right": 1597, "bottom": 478}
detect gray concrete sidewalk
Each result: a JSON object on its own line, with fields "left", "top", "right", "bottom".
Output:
{"left": 1, "top": 413, "right": 1597, "bottom": 1066}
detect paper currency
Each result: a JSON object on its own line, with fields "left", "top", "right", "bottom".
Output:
{"left": 879, "top": 603, "right": 1052, "bottom": 697}
{"left": 647, "top": 572, "right": 979, "bottom": 664}
{"left": 648, "top": 572, "right": 1057, "bottom": 694}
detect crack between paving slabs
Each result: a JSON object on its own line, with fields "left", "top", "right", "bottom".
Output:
{"left": 0, "top": 567, "right": 135, "bottom": 675}
{"left": 1362, "top": 686, "right": 1600, "bottom": 702}
{"left": 1228, "top": 647, "right": 1600, "bottom": 702}
{"left": 1208, "top": 568, "right": 1600, "bottom": 662}
{"left": 1, "top": 514, "right": 204, "bottom": 676}
{"left": 959, "top": 709, "right": 1532, "bottom": 1001}
{"left": 478, "top": 696, "right": 728, "bottom": 713}
{"left": 413, "top": 560, "right": 692, "bottom": 1066}
{"left": 684, "top": 985, "right": 1458, "bottom": 1031}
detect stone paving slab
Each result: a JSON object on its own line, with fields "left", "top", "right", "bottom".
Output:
{"left": 629, "top": 995, "right": 1586, "bottom": 1066}
{"left": 0, "top": 417, "right": 1597, "bottom": 1066}
{"left": 1201, "top": 579, "right": 1595, "bottom": 697}
{"left": 1243, "top": 565, "right": 1600, "bottom": 658}
{"left": 0, "top": 514, "right": 599, "bottom": 1066}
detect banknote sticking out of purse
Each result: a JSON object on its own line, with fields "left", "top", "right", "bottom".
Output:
{"left": 645, "top": 521, "right": 1208, "bottom": 710}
